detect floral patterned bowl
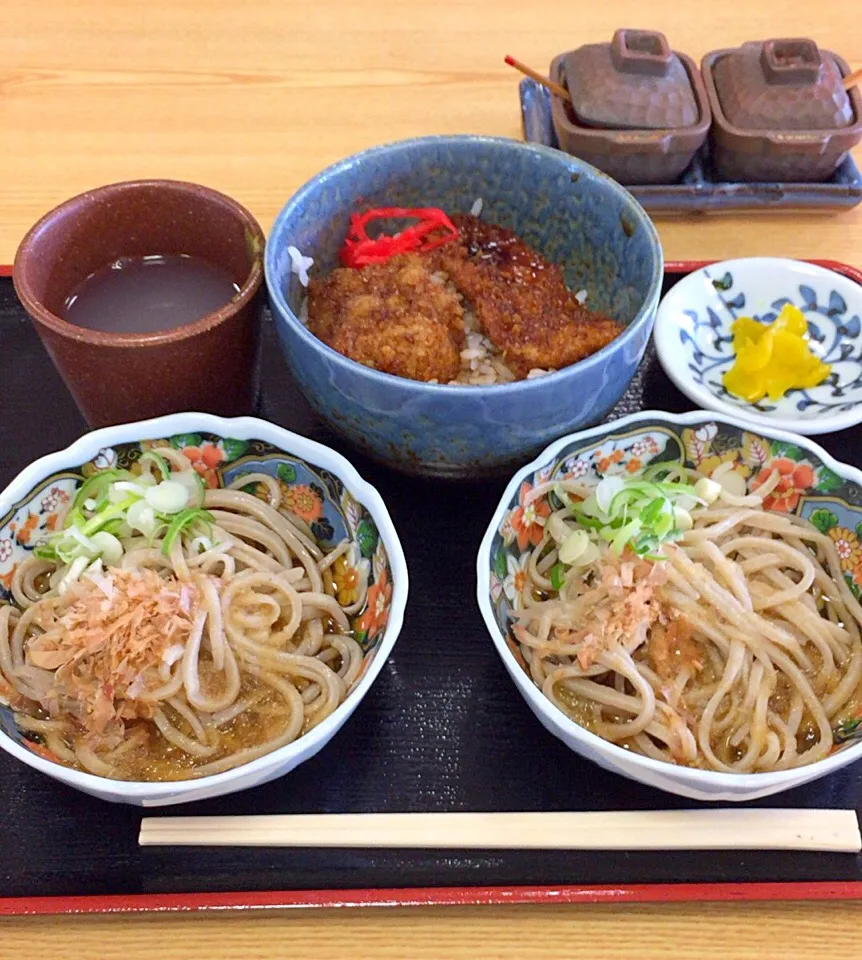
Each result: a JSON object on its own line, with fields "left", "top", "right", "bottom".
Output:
{"left": 654, "top": 258, "right": 862, "bottom": 436}
{"left": 477, "top": 409, "right": 862, "bottom": 801}
{"left": 0, "top": 413, "right": 407, "bottom": 806}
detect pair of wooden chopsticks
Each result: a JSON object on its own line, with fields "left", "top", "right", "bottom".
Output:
{"left": 504, "top": 55, "right": 862, "bottom": 101}
{"left": 139, "top": 809, "right": 861, "bottom": 853}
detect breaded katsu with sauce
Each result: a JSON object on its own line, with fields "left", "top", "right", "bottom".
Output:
{"left": 435, "top": 215, "right": 621, "bottom": 379}
{"left": 307, "top": 254, "right": 465, "bottom": 382}
{"left": 306, "top": 213, "right": 622, "bottom": 384}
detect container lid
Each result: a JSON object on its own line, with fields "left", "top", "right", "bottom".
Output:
{"left": 710, "top": 39, "right": 853, "bottom": 130}
{"left": 561, "top": 29, "right": 699, "bottom": 130}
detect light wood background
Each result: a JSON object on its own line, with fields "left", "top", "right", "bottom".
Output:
{"left": 1, "top": 1, "right": 861, "bottom": 956}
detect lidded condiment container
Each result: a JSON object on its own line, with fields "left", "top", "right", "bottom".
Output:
{"left": 550, "top": 29, "right": 711, "bottom": 185}
{"left": 702, "top": 38, "right": 862, "bottom": 182}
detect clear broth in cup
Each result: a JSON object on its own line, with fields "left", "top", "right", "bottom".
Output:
{"left": 63, "top": 254, "right": 240, "bottom": 334}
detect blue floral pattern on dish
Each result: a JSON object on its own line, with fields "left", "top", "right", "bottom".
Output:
{"left": 679, "top": 268, "right": 862, "bottom": 418}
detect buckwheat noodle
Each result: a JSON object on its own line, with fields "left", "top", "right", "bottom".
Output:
{"left": 512, "top": 467, "right": 862, "bottom": 772}
{"left": 0, "top": 449, "right": 368, "bottom": 781}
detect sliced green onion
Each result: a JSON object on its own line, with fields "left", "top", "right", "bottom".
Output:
{"left": 57, "top": 555, "right": 91, "bottom": 595}
{"left": 578, "top": 541, "right": 600, "bottom": 567}
{"left": 70, "top": 469, "right": 127, "bottom": 511}
{"left": 65, "top": 469, "right": 130, "bottom": 527}
{"left": 641, "top": 461, "right": 689, "bottom": 484}
{"left": 609, "top": 481, "right": 662, "bottom": 512}
{"left": 127, "top": 500, "right": 159, "bottom": 538}
{"left": 173, "top": 469, "right": 207, "bottom": 508}
{"left": 574, "top": 495, "right": 606, "bottom": 520}
{"left": 80, "top": 500, "right": 136, "bottom": 537}
{"left": 640, "top": 462, "right": 669, "bottom": 481}
{"left": 673, "top": 507, "right": 693, "bottom": 532}
{"left": 638, "top": 496, "right": 668, "bottom": 527}
{"left": 110, "top": 480, "right": 148, "bottom": 502}
{"left": 161, "top": 508, "right": 214, "bottom": 556}
{"left": 144, "top": 480, "right": 190, "bottom": 515}
{"left": 559, "top": 529, "right": 589, "bottom": 564}
{"left": 550, "top": 563, "right": 566, "bottom": 592}
{"left": 90, "top": 531, "right": 123, "bottom": 566}
{"left": 547, "top": 513, "right": 574, "bottom": 545}
{"left": 100, "top": 518, "right": 126, "bottom": 536}
{"left": 594, "top": 476, "right": 625, "bottom": 514}
{"left": 694, "top": 477, "right": 722, "bottom": 504}
{"left": 632, "top": 531, "right": 657, "bottom": 554}
{"left": 560, "top": 462, "right": 709, "bottom": 559}
{"left": 571, "top": 510, "right": 606, "bottom": 531}
{"left": 610, "top": 518, "right": 641, "bottom": 555}
{"left": 653, "top": 509, "right": 675, "bottom": 539}
{"left": 146, "top": 522, "right": 169, "bottom": 547}
{"left": 138, "top": 450, "right": 172, "bottom": 482}
{"left": 51, "top": 522, "right": 126, "bottom": 566}
{"left": 40, "top": 454, "right": 208, "bottom": 574}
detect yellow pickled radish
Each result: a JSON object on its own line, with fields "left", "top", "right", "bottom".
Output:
{"left": 733, "top": 333, "right": 773, "bottom": 373}
{"left": 722, "top": 303, "right": 831, "bottom": 404}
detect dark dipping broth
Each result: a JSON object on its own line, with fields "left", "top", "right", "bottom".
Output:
{"left": 552, "top": 662, "right": 826, "bottom": 769}
{"left": 99, "top": 618, "right": 348, "bottom": 782}
{"left": 62, "top": 254, "right": 240, "bottom": 334}
{"left": 97, "top": 674, "right": 323, "bottom": 782}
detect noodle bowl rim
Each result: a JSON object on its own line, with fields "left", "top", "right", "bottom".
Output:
{"left": 0, "top": 413, "right": 408, "bottom": 801}
{"left": 477, "top": 409, "right": 862, "bottom": 794}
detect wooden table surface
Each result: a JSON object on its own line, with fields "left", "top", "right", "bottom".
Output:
{"left": 1, "top": 0, "right": 861, "bottom": 956}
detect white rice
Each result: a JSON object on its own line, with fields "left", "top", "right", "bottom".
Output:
{"left": 434, "top": 273, "right": 553, "bottom": 385}
{"left": 470, "top": 197, "right": 484, "bottom": 217}
{"left": 287, "top": 246, "right": 314, "bottom": 287}
{"left": 450, "top": 304, "right": 521, "bottom": 385}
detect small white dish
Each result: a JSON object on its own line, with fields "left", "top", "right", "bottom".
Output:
{"left": 654, "top": 257, "right": 862, "bottom": 436}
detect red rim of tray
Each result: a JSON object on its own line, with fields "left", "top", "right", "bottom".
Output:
{"left": 0, "top": 257, "right": 860, "bottom": 917}
{"left": 1, "top": 880, "right": 862, "bottom": 916}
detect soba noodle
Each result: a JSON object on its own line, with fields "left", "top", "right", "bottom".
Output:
{"left": 511, "top": 467, "right": 862, "bottom": 773}
{"left": 0, "top": 449, "right": 368, "bottom": 781}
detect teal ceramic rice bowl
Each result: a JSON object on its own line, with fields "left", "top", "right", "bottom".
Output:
{"left": 265, "top": 136, "right": 663, "bottom": 478}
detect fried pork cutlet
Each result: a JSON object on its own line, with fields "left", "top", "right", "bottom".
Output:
{"left": 307, "top": 254, "right": 465, "bottom": 383}
{"left": 433, "top": 214, "right": 622, "bottom": 378}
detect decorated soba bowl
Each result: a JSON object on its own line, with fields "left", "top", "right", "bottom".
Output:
{"left": 0, "top": 413, "right": 407, "bottom": 806}
{"left": 477, "top": 410, "right": 862, "bottom": 802}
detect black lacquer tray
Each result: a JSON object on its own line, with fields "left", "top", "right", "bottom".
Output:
{"left": 2, "top": 264, "right": 862, "bottom": 916}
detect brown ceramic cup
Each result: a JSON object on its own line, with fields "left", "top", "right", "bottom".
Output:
{"left": 13, "top": 179, "right": 266, "bottom": 427}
